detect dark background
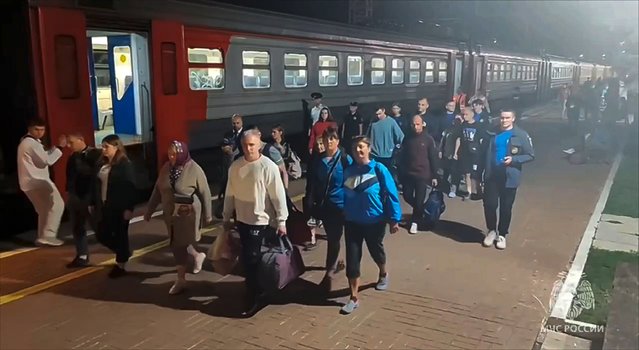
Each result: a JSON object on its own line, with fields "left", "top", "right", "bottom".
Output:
{"left": 217, "top": 0, "right": 638, "bottom": 67}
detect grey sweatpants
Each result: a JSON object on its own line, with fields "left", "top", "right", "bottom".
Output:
{"left": 24, "top": 181, "right": 64, "bottom": 239}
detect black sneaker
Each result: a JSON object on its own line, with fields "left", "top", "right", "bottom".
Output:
{"left": 241, "top": 295, "right": 267, "bottom": 318}
{"left": 66, "top": 257, "right": 90, "bottom": 268}
{"left": 470, "top": 193, "right": 483, "bottom": 201}
{"left": 108, "top": 265, "right": 127, "bottom": 279}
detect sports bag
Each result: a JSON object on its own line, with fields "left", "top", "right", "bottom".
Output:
{"left": 258, "top": 235, "right": 305, "bottom": 293}
{"left": 423, "top": 189, "right": 446, "bottom": 226}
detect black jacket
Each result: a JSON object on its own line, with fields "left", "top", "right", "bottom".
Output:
{"left": 400, "top": 131, "right": 439, "bottom": 181}
{"left": 420, "top": 110, "right": 446, "bottom": 144}
{"left": 66, "top": 147, "right": 101, "bottom": 200}
{"left": 92, "top": 159, "right": 138, "bottom": 212}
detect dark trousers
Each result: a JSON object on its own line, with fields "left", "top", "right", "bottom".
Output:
{"left": 483, "top": 175, "right": 518, "bottom": 236}
{"left": 96, "top": 206, "right": 131, "bottom": 263}
{"left": 442, "top": 158, "right": 460, "bottom": 192}
{"left": 322, "top": 205, "right": 344, "bottom": 277}
{"left": 236, "top": 222, "right": 269, "bottom": 299}
{"left": 344, "top": 221, "right": 386, "bottom": 279}
{"left": 67, "top": 194, "right": 93, "bottom": 257}
{"left": 375, "top": 156, "right": 399, "bottom": 187}
{"left": 402, "top": 176, "right": 429, "bottom": 222}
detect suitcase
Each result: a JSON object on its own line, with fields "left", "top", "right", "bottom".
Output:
{"left": 258, "top": 236, "right": 305, "bottom": 293}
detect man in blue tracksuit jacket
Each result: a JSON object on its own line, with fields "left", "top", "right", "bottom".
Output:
{"left": 340, "top": 136, "right": 402, "bottom": 314}
{"left": 482, "top": 108, "right": 534, "bottom": 250}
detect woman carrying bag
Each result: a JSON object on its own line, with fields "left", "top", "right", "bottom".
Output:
{"left": 144, "top": 140, "right": 212, "bottom": 294}
{"left": 308, "top": 127, "right": 352, "bottom": 292}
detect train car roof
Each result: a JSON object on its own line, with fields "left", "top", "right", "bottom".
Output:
{"left": 33, "top": 0, "right": 461, "bottom": 53}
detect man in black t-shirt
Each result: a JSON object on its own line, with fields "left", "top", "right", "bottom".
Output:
{"left": 340, "top": 101, "right": 363, "bottom": 153}
{"left": 457, "top": 107, "right": 487, "bottom": 200}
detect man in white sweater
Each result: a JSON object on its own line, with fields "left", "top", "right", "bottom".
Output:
{"left": 222, "top": 128, "right": 288, "bottom": 317}
{"left": 17, "top": 118, "right": 68, "bottom": 247}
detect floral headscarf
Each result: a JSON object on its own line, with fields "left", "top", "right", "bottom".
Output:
{"left": 169, "top": 140, "right": 191, "bottom": 188}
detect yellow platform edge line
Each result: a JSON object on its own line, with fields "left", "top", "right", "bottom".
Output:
{"left": 0, "top": 194, "right": 303, "bottom": 306}
{"left": 0, "top": 248, "right": 38, "bottom": 259}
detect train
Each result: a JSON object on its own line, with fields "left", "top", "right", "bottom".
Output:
{"left": 0, "top": 0, "right": 612, "bottom": 235}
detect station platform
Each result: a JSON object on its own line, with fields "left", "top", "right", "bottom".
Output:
{"left": 0, "top": 104, "right": 617, "bottom": 349}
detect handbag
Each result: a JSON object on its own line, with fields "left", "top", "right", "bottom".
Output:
{"left": 286, "top": 201, "right": 312, "bottom": 246}
{"left": 258, "top": 235, "right": 305, "bottom": 293}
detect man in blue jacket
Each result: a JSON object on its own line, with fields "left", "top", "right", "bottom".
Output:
{"left": 482, "top": 108, "right": 534, "bottom": 250}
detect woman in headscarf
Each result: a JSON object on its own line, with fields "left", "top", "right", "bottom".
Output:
{"left": 144, "top": 140, "right": 212, "bottom": 294}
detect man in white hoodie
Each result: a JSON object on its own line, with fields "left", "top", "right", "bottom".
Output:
{"left": 17, "top": 118, "right": 67, "bottom": 246}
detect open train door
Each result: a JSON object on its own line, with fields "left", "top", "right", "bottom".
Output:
{"left": 36, "top": 8, "right": 93, "bottom": 194}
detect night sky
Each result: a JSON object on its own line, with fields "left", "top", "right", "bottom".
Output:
{"left": 215, "top": 0, "right": 638, "bottom": 65}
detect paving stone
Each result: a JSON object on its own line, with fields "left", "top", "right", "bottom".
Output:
{"left": 0, "top": 109, "right": 620, "bottom": 350}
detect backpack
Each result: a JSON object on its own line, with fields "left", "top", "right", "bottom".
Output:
{"left": 423, "top": 189, "right": 446, "bottom": 227}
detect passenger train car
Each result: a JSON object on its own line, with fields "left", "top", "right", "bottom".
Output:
{"left": 0, "top": 0, "right": 612, "bottom": 235}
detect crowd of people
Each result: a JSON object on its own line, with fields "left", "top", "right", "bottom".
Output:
{"left": 17, "top": 89, "right": 537, "bottom": 317}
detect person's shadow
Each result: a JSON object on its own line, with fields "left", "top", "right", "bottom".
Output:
{"left": 426, "top": 220, "right": 485, "bottom": 244}
{"left": 54, "top": 262, "right": 373, "bottom": 319}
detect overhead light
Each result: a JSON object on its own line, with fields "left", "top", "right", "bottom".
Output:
{"left": 620, "top": 41, "right": 625, "bottom": 45}
{"left": 434, "top": 23, "right": 441, "bottom": 27}
{"left": 622, "top": 50, "right": 626, "bottom": 54}
{"left": 579, "top": 54, "right": 584, "bottom": 58}
{"left": 602, "top": 53, "right": 606, "bottom": 57}
{"left": 418, "top": 19, "right": 424, "bottom": 24}
{"left": 493, "top": 39, "right": 497, "bottom": 44}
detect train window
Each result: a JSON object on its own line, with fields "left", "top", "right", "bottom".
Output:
{"left": 347, "top": 56, "right": 363, "bottom": 86}
{"left": 424, "top": 60, "right": 434, "bottom": 83}
{"left": 188, "top": 48, "right": 223, "bottom": 64}
{"left": 438, "top": 61, "right": 447, "bottom": 83}
{"left": 517, "top": 66, "right": 524, "bottom": 80}
{"left": 319, "top": 55, "right": 338, "bottom": 87}
{"left": 284, "top": 53, "right": 307, "bottom": 88}
{"left": 54, "top": 35, "right": 79, "bottom": 99}
{"left": 189, "top": 68, "right": 224, "bottom": 90}
{"left": 93, "top": 50, "right": 109, "bottom": 65}
{"left": 486, "top": 63, "right": 492, "bottom": 82}
{"left": 371, "top": 57, "right": 385, "bottom": 85}
{"left": 391, "top": 58, "right": 404, "bottom": 84}
{"left": 242, "top": 51, "right": 270, "bottom": 89}
{"left": 188, "top": 48, "right": 225, "bottom": 90}
{"left": 506, "top": 65, "right": 513, "bottom": 80}
{"left": 408, "top": 60, "right": 420, "bottom": 84}
{"left": 95, "top": 68, "right": 110, "bottom": 88}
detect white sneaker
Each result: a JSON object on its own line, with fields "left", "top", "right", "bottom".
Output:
{"left": 483, "top": 230, "right": 497, "bottom": 247}
{"left": 307, "top": 217, "right": 317, "bottom": 227}
{"left": 193, "top": 252, "right": 206, "bottom": 274}
{"left": 35, "top": 237, "right": 64, "bottom": 247}
{"left": 496, "top": 235, "right": 507, "bottom": 250}
{"left": 448, "top": 191, "right": 457, "bottom": 198}
{"left": 562, "top": 148, "right": 576, "bottom": 155}
{"left": 409, "top": 222, "right": 418, "bottom": 234}
{"left": 169, "top": 280, "right": 186, "bottom": 295}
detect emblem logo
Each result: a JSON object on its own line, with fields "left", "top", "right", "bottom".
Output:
{"left": 511, "top": 146, "right": 520, "bottom": 154}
